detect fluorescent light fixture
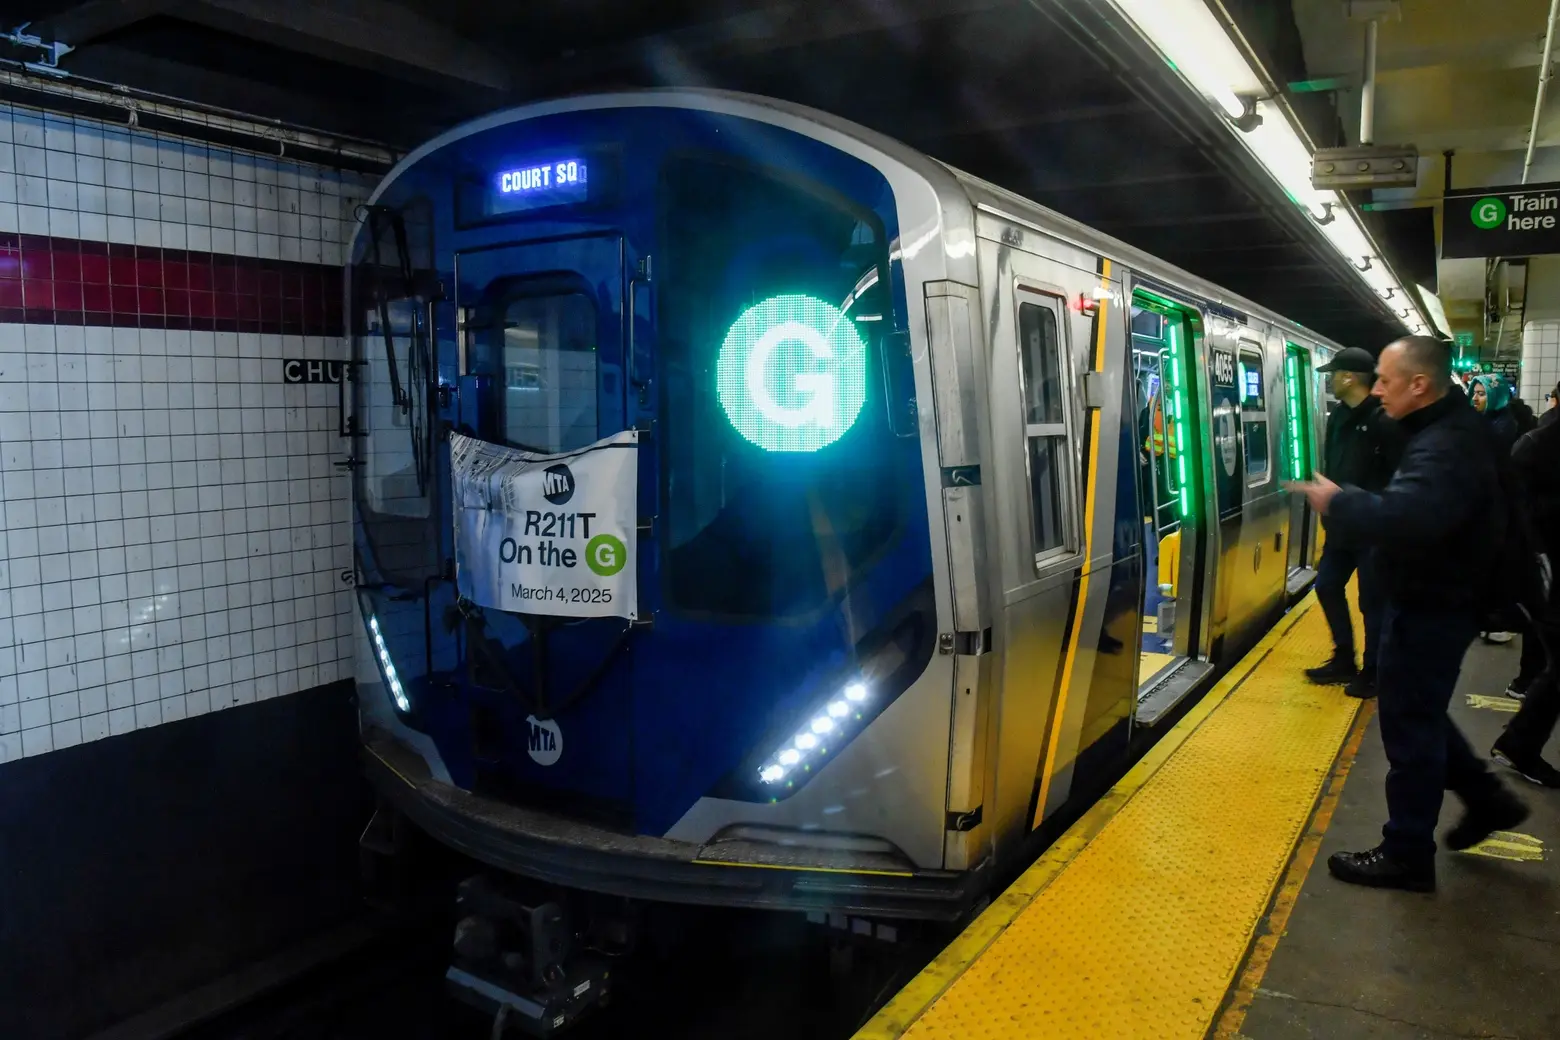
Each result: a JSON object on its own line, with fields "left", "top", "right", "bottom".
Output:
{"left": 1417, "top": 284, "right": 1453, "bottom": 338}
{"left": 1108, "top": 0, "right": 1430, "bottom": 337}
{"left": 367, "top": 615, "right": 411, "bottom": 713}
{"left": 757, "top": 680, "right": 872, "bottom": 787}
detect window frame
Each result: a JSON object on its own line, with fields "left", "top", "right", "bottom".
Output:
{"left": 1013, "top": 284, "right": 1082, "bottom": 571}
{"left": 495, "top": 287, "right": 602, "bottom": 455}
{"left": 1237, "top": 343, "right": 1272, "bottom": 488}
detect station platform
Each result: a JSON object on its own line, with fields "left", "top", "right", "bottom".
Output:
{"left": 857, "top": 594, "right": 1559, "bottom": 1040}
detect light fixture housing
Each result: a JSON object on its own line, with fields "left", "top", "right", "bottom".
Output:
{"left": 1106, "top": 0, "right": 1431, "bottom": 336}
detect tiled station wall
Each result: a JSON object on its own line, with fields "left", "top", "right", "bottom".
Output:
{"left": 1521, "top": 319, "right": 1560, "bottom": 407}
{"left": 0, "top": 103, "right": 372, "bottom": 762}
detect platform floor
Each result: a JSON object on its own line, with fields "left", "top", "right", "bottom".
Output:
{"left": 858, "top": 595, "right": 1559, "bottom": 1040}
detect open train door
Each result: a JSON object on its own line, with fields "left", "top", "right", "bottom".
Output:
{"left": 1127, "top": 285, "right": 1214, "bottom": 726}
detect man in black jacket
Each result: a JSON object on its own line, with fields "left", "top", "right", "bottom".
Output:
{"left": 1492, "top": 403, "right": 1560, "bottom": 786}
{"left": 1288, "top": 336, "right": 1527, "bottom": 892}
{"left": 1305, "top": 347, "right": 1403, "bottom": 697}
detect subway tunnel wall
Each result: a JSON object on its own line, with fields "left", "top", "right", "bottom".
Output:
{"left": 0, "top": 101, "right": 377, "bottom": 1039}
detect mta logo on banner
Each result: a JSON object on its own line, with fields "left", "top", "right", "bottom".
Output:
{"left": 542, "top": 464, "right": 575, "bottom": 505}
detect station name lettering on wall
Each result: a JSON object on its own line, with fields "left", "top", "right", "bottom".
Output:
{"left": 281, "top": 359, "right": 343, "bottom": 384}
{"left": 1443, "top": 181, "right": 1560, "bottom": 259}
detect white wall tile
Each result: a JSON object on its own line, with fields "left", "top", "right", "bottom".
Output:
{"left": 0, "top": 103, "right": 372, "bottom": 758}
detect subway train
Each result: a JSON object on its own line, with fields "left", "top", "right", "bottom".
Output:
{"left": 346, "top": 89, "right": 1341, "bottom": 1027}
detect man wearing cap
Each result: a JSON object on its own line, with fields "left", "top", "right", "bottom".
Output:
{"left": 1305, "top": 346, "right": 1404, "bottom": 697}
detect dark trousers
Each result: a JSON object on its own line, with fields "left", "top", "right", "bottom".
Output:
{"left": 1376, "top": 603, "right": 1505, "bottom": 862}
{"left": 1517, "top": 616, "right": 1546, "bottom": 686}
{"left": 1505, "top": 597, "right": 1560, "bottom": 758}
{"left": 1315, "top": 541, "right": 1382, "bottom": 672}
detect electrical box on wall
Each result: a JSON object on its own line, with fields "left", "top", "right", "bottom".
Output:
{"left": 1312, "top": 145, "right": 1420, "bottom": 190}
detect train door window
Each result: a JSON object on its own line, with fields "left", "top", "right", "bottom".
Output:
{"left": 1016, "top": 296, "right": 1073, "bottom": 561}
{"left": 498, "top": 292, "right": 599, "bottom": 453}
{"left": 1238, "top": 348, "right": 1270, "bottom": 484}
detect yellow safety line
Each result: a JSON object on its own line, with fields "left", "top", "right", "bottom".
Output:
{"left": 688, "top": 859, "right": 914, "bottom": 877}
{"left": 873, "top": 595, "right": 1359, "bottom": 1040}
{"left": 1213, "top": 698, "right": 1375, "bottom": 1039}
{"left": 1032, "top": 260, "right": 1112, "bottom": 829}
{"left": 856, "top": 592, "right": 1321, "bottom": 1040}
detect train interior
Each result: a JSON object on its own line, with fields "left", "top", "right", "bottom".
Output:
{"left": 1128, "top": 292, "right": 1209, "bottom": 718}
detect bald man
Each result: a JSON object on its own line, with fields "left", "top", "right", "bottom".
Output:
{"left": 1288, "top": 336, "right": 1527, "bottom": 892}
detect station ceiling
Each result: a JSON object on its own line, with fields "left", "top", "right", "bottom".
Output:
{"left": 0, "top": 0, "right": 1423, "bottom": 348}
{"left": 1286, "top": 0, "right": 1556, "bottom": 349}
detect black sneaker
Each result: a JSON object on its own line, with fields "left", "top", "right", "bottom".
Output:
{"left": 1491, "top": 737, "right": 1560, "bottom": 789}
{"left": 1444, "top": 789, "right": 1531, "bottom": 851}
{"left": 1327, "top": 846, "right": 1435, "bottom": 892}
{"left": 1305, "top": 654, "right": 1358, "bottom": 685}
{"left": 1505, "top": 681, "right": 1529, "bottom": 702}
{"left": 1345, "top": 671, "right": 1377, "bottom": 699}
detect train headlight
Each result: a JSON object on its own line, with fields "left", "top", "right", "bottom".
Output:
{"left": 757, "top": 680, "right": 871, "bottom": 787}
{"left": 368, "top": 615, "right": 411, "bottom": 713}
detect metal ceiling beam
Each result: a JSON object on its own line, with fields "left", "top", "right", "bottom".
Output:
{"left": 175, "top": 0, "right": 511, "bottom": 93}
{"left": 32, "top": 0, "right": 167, "bottom": 46}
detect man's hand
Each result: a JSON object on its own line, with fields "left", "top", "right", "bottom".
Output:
{"left": 1284, "top": 473, "right": 1341, "bottom": 515}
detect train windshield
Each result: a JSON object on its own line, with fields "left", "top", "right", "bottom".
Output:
{"left": 657, "top": 154, "right": 903, "bottom": 621}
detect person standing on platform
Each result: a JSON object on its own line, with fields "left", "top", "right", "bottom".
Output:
{"left": 1303, "top": 347, "right": 1402, "bottom": 698}
{"left": 1287, "top": 336, "right": 1528, "bottom": 892}
{"left": 1492, "top": 402, "right": 1560, "bottom": 787}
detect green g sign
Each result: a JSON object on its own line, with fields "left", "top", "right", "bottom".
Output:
{"left": 1471, "top": 196, "right": 1507, "bottom": 230}
{"left": 716, "top": 294, "right": 870, "bottom": 453}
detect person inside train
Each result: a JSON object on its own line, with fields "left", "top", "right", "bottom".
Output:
{"left": 1303, "top": 347, "right": 1402, "bottom": 698}
{"left": 1491, "top": 395, "right": 1560, "bottom": 788}
{"left": 1288, "top": 336, "right": 1528, "bottom": 892}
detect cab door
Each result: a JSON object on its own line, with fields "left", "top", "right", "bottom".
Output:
{"left": 448, "top": 232, "right": 638, "bottom": 822}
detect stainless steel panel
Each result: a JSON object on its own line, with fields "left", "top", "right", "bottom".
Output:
{"left": 944, "top": 484, "right": 988, "bottom": 632}
{"left": 924, "top": 282, "right": 983, "bottom": 469}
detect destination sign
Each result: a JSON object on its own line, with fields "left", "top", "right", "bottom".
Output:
{"left": 1443, "top": 180, "right": 1560, "bottom": 259}
{"left": 489, "top": 157, "right": 589, "bottom": 215}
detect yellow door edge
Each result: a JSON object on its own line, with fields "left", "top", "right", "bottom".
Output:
{"left": 853, "top": 592, "right": 1320, "bottom": 1040}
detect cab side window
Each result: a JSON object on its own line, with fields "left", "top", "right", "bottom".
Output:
{"left": 1017, "top": 297, "right": 1075, "bottom": 563}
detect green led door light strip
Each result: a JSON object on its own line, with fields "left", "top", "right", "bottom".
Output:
{"left": 1133, "top": 288, "right": 1196, "bottom": 522}
{"left": 1164, "top": 317, "right": 1192, "bottom": 520}
{"left": 1283, "top": 347, "right": 1310, "bottom": 482}
{"left": 716, "top": 294, "right": 870, "bottom": 453}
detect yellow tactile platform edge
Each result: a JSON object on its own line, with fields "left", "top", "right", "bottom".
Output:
{"left": 858, "top": 594, "right": 1362, "bottom": 1040}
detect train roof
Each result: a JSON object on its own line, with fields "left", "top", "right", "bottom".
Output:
{"left": 365, "top": 87, "right": 1345, "bottom": 354}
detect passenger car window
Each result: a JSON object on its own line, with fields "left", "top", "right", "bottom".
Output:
{"left": 1239, "top": 348, "right": 1270, "bottom": 484}
{"left": 500, "top": 292, "right": 598, "bottom": 454}
{"left": 1017, "top": 300, "right": 1073, "bottom": 559}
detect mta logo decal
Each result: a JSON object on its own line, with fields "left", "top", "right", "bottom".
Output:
{"left": 541, "top": 464, "right": 575, "bottom": 505}
{"left": 525, "top": 715, "right": 563, "bottom": 766}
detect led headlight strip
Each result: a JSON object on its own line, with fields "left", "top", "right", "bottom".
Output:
{"left": 367, "top": 615, "right": 411, "bottom": 713}
{"left": 757, "top": 680, "right": 872, "bottom": 789}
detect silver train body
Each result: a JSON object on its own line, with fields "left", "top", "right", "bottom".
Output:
{"left": 353, "top": 90, "right": 1340, "bottom": 923}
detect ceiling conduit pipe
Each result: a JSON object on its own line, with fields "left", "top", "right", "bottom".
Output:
{"left": 1523, "top": 0, "right": 1560, "bottom": 184}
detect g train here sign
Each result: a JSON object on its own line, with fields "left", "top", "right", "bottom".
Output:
{"left": 1443, "top": 181, "right": 1560, "bottom": 259}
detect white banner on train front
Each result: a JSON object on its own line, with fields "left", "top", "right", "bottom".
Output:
{"left": 451, "top": 430, "right": 638, "bottom": 620}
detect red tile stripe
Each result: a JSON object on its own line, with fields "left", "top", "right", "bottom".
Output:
{"left": 0, "top": 232, "right": 344, "bottom": 337}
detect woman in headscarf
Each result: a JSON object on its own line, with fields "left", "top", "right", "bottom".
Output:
{"left": 1472, "top": 374, "right": 1522, "bottom": 452}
